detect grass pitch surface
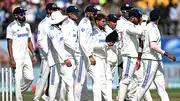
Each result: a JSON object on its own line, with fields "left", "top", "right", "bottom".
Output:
{"left": 1, "top": 89, "right": 180, "bottom": 101}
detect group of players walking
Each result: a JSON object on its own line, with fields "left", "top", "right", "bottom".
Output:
{"left": 6, "top": 2, "right": 176, "bottom": 101}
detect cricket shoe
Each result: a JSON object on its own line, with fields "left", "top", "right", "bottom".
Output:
{"left": 42, "top": 94, "right": 57, "bottom": 101}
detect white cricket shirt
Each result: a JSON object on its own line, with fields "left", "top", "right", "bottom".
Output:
{"left": 37, "top": 17, "right": 51, "bottom": 59}
{"left": 89, "top": 26, "right": 108, "bottom": 59}
{"left": 142, "top": 22, "right": 162, "bottom": 60}
{"left": 6, "top": 20, "right": 32, "bottom": 59}
{"left": 61, "top": 18, "right": 78, "bottom": 58}
{"left": 47, "top": 25, "right": 67, "bottom": 67}
{"left": 78, "top": 17, "right": 93, "bottom": 57}
{"left": 120, "top": 21, "right": 144, "bottom": 57}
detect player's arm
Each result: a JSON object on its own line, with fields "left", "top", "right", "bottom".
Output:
{"left": 149, "top": 28, "right": 176, "bottom": 61}
{"left": 6, "top": 26, "right": 16, "bottom": 69}
{"left": 7, "top": 39, "right": 16, "bottom": 69}
{"left": 78, "top": 25, "right": 96, "bottom": 65}
{"left": 37, "top": 25, "right": 48, "bottom": 54}
{"left": 136, "top": 37, "right": 143, "bottom": 70}
{"left": 28, "top": 38, "right": 37, "bottom": 64}
{"left": 48, "top": 29, "right": 72, "bottom": 67}
{"left": 27, "top": 24, "right": 37, "bottom": 64}
{"left": 150, "top": 42, "right": 176, "bottom": 61}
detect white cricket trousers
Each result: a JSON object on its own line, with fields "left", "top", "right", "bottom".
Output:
{"left": 74, "top": 56, "right": 88, "bottom": 101}
{"left": 14, "top": 59, "right": 34, "bottom": 101}
{"left": 132, "top": 60, "right": 170, "bottom": 101}
{"left": 118, "top": 56, "right": 137, "bottom": 101}
{"left": 91, "top": 56, "right": 109, "bottom": 101}
{"left": 34, "top": 58, "right": 49, "bottom": 100}
{"left": 58, "top": 58, "right": 75, "bottom": 101}
{"left": 106, "top": 63, "right": 114, "bottom": 101}
{"left": 125, "top": 61, "right": 153, "bottom": 101}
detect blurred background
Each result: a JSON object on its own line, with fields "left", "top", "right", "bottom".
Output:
{"left": 0, "top": 0, "right": 180, "bottom": 100}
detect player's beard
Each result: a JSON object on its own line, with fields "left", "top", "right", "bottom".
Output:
{"left": 99, "top": 25, "right": 106, "bottom": 32}
{"left": 18, "top": 16, "right": 26, "bottom": 23}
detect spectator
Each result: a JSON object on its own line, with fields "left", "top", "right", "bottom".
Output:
{"left": 169, "top": 3, "right": 179, "bottom": 35}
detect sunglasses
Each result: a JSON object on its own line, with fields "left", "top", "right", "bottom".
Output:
{"left": 18, "top": 12, "right": 26, "bottom": 16}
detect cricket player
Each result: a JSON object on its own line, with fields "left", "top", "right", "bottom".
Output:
{"left": 76, "top": 5, "right": 100, "bottom": 101}
{"left": 58, "top": 5, "right": 80, "bottom": 101}
{"left": 132, "top": 8, "right": 176, "bottom": 101}
{"left": 60, "top": 6, "right": 89, "bottom": 101}
{"left": 46, "top": 11, "right": 72, "bottom": 101}
{"left": 34, "top": 3, "right": 60, "bottom": 101}
{"left": 115, "top": 4, "right": 133, "bottom": 100}
{"left": 89, "top": 13, "right": 110, "bottom": 101}
{"left": 105, "top": 14, "right": 119, "bottom": 101}
{"left": 7, "top": 7, "right": 37, "bottom": 101}
{"left": 117, "top": 9, "right": 147, "bottom": 101}
{"left": 116, "top": 5, "right": 152, "bottom": 100}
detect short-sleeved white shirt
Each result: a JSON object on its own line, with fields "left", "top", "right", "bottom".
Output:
{"left": 6, "top": 20, "right": 32, "bottom": 59}
{"left": 142, "top": 22, "right": 162, "bottom": 60}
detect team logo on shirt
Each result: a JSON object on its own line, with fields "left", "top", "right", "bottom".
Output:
{"left": 81, "top": 28, "right": 85, "bottom": 32}
{"left": 26, "top": 28, "right": 29, "bottom": 32}
{"left": 17, "top": 33, "right": 28, "bottom": 38}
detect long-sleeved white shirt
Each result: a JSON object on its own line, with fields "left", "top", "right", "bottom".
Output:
{"left": 115, "top": 16, "right": 129, "bottom": 56}
{"left": 78, "top": 17, "right": 93, "bottom": 57}
{"left": 61, "top": 18, "right": 79, "bottom": 58}
{"left": 46, "top": 25, "right": 68, "bottom": 67}
{"left": 120, "top": 21, "right": 144, "bottom": 57}
{"left": 89, "top": 26, "right": 108, "bottom": 59}
{"left": 37, "top": 17, "right": 51, "bottom": 59}
{"left": 142, "top": 22, "right": 162, "bottom": 60}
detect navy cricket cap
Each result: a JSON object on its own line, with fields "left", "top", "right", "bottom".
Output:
{"left": 120, "top": 3, "right": 133, "bottom": 11}
{"left": 150, "top": 8, "right": 160, "bottom": 21}
{"left": 13, "top": 7, "right": 27, "bottom": 14}
{"left": 66, "top": 6, "right": 79, "bottom": 14}
{"left": 128, "top": 9, "right": 142, "bottom": 19}
{"left": 46, "top": 3, "right": 60, "bottom": 10}
{"left": 106, "top": 30, "right": 118, "bottom": 43}
{"left": 85, "top": 5, "right": 100, "bottom": 13}
{"left": 107, "top": 14, "right": 119, "bottom": 21}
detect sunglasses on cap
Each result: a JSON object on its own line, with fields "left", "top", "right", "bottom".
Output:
{"left": 17, "top": 12, "right": 26, "bottom": 16}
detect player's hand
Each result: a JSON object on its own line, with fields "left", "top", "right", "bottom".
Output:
{"left": 135, "top": 59, "right": 141, "bottom": 70}
{"left": 167, "top": 54, "right": 176, "bottom": 62}
{"left": 164, "top": 52, "right": 176, "bottom": 62}
{"left": 64, "top": 59, "right": 72, "bottom": 67}
{"left": 10, "top": 58, "right": 16, "bottom": 69}
{"left": 107, "top": 42, "right": 114, "bottom": 46}
{"left": 32, "top": 56, "right": 38, "bottom": 64}
{"left": 89, "top": 56, "right": 96, "bottom": 65}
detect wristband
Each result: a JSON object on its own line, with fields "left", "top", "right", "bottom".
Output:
{"left": 164, "top": 51, "right": 168, "bottom": 57}
{"left": 32, "top": 52, "right": 36, "bottom": 56}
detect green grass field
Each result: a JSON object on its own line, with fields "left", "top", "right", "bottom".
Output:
{"left": 1, "top": 89, "right": 180, "bottom": 101}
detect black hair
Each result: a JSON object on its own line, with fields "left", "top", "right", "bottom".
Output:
{"left": 95, "top": 13, "right": 106, "bottom": 21}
